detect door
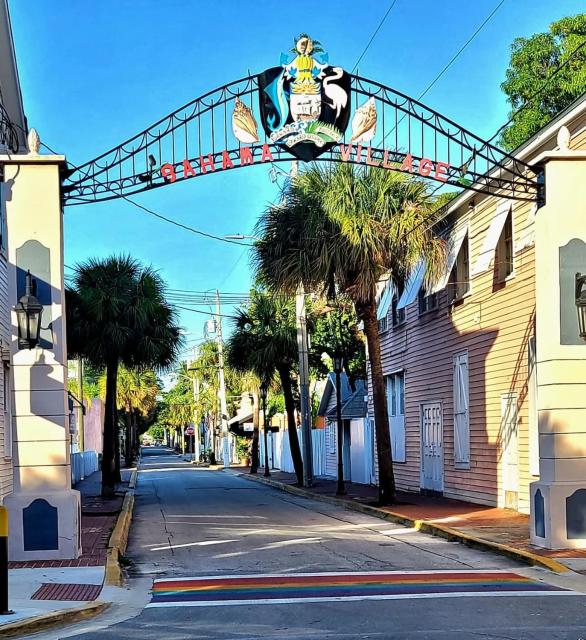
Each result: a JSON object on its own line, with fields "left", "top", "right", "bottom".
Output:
{"left": 501, "top": 393, "right": 519, "bottom": 509}
{"left": 343, "top": 421, "right": 351, "bottom": 481}
{"left": 421, "top": 402, "right": 443, "bottom": 493}
{"left": 350, "top": 419, "right": 367, "bottom": 484}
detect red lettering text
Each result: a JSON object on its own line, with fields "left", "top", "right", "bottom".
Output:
{"left": 382, "top": 150, "right": 394, "bottom": 169}
{"left": 400, "top": 153, "right": 414, "bottom": 173}
{"left": 355, "top": 145, "right": 363, "bottom": 164}
{"left": 366, "top": 147, "right": 380, "bottom": 167}
{"left": 419, "top": 158, "right": 433, "bottom": 177}
{"left": 161, "top": 163, "right": 177, "bottom": 183}
{"left": 435, "top": 161, "right": 450, "bottom": 182}
{"left": 182, "top": 159, "right": 197, "bottom": 178}
{"left": 239, "top": 147, "right": 254, "bottom": 165}
{"left": 200, "top": 154, "right": 216, "bottom": 173}
{"left": 222, "top": 150, "right": 235, "bottom": 170}
{"left": 339, "top": 143, "right": 353, "bottom": 161}
{"left": 261, "top": 144, "right": 274, "bottom": 163}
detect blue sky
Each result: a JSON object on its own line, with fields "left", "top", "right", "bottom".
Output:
{"left": 8, "top": 0, "right": 584, "bottom": 354}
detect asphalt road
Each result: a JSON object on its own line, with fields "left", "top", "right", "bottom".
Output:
{"left": 64, "top": 447, "right": 586, "bottom": 639}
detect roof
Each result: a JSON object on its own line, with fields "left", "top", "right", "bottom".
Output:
{"left": 326, "top": 380, "right": 367, "bottom": 420}
{"left": 228, "top": 410, "right": 253, "bottom": 426}
{"left": 317, "top": 372, "right": 352, "bottom": 417}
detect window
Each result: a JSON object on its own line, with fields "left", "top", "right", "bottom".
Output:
{"left": 495, "top": 211, "right": 514, "bottom": 281}
{"left": 418, "top": 289, "right": 438, "bottom": 314}
{"left": 386, "top": 371, "right": 406, "bottom": 462}
{"left": 3, "top": 363, "right": 11, "bottom": 459}
{"left": 392, "top": 293, "right": 405, "bottom": 326}
{"left": 453, "top": 352, "right": 470, "bottom": 467}
{"left": 378, "top": 316, "right": 388, "bottom": 333}
{"left": 449, "top": 234, "right": 470, "bottom": 301}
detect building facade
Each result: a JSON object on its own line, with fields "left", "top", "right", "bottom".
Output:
{"left": 0, "top": 0, "right": 27, "bottom": 504}
{"left": 371, "top": 94, "right": 586, "bottom": 518}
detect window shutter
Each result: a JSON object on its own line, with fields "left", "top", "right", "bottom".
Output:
{"left": 453, "top": 353, "right": 470, "bottom": 465}
{"left": 472, "top": 200, "right": 511, "bottom": 275}
{"left": 432, "top": 222, "right": 468, "bottom": 293}
{"left": 397, "top": 261, "right": 426, "bottom": 309}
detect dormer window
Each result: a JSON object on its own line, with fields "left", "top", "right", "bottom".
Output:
{"left": 449, "top": 233, "right": 470, "bottom": 301}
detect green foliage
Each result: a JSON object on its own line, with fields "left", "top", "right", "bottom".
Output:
{"left": 500, "top": 14, "right": 586, "bottom": 150}
{"left": 147, "top": 425, "right": 165, "bottom": 441}
{"left": 266, "top": 393, "right": 285, "bottom": 419}
{"left": 308, "top": 297, "right": 366, "bottom": 384}
{"left": 235, "top": 436, "right": 251, "bottom": 461}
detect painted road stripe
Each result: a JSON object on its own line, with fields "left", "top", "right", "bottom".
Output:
{"left": 148, "top": 570, "right": 573, "bottom": 607}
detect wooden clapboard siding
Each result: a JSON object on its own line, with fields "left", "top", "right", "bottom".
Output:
{"left": 370, "top": 193, "right": 537, "bottom": 513}
{"left": 324, "top": 393, "right": 337, "bottom": 478}
{"left": 0, "top": 253, "right": 12, "bottom": 501}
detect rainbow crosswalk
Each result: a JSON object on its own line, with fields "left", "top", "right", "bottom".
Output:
{"left": 147, "top": 570, "right": 573, "bottom": 607}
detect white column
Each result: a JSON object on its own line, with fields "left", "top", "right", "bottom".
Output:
{"left": 530, "top": 129, "right": 586, "bottom": 549}
{"left": 1, "top": 148, "right": 81, "bottom": 560}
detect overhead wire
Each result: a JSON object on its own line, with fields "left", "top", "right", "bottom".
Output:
{"left": 352, "top": 0, "right": 399, "bottom": 73}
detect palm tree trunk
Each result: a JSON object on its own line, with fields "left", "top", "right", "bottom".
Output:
{"left": 250, "top": 392, "right": 260, "bottom": 473}
{"left": 278, "top": 365, "right": 304, "bottom": 485}
{"left": 102, "top": 360, "right": 119, "bottom": 497}
{"left": 124, "top": 411, "right": 132, "bottom": 467}
{"left": 359, "top": 300, "right": 396, "bottom": 505}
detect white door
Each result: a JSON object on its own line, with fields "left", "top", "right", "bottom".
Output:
{"left": 501, "top": 393, "right": 519, "bottom": 508}
{"left": 421, "top": 402, "right": 443, "bottom": 492}
{"left": 350, "top": 419, "right": 367, "bottom": 484}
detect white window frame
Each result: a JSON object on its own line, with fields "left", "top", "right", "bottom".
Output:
{"left": 386, "top": 371, "right": 406, "bottom": 463}
{"left": 3, "top": 363, "right": 12, "bottom": 459}
{"left": 495, "top": 209, "right": 514, "bottom": 282}
{"left": 453, "top": 351, "right": 470, "bottom": 468}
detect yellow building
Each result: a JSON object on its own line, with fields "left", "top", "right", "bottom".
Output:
{"left": 372, "top": 92, "right": 586, "bottom": 549}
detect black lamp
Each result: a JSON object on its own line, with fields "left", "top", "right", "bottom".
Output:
{"left": 332, "top": 354, "right": 343, "bottom": 374}
{"left": 576, "top": 273, "right": 586, "bottom": 341}
{"left": 15, "top": 271, "right": 43, "bottom": 350}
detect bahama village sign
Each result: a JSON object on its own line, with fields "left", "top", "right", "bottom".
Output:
{"left": 159, "top": 34, "right": 451, "bottom": 186}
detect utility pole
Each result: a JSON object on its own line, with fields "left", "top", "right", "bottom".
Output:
{"left": 216, "top": 290, "right": 230, "bottom": 467}
{"left": 77, "top": 358, "right": 84, "bottom": 452}
{"left": 290, "top": 160, "right": 313, "bottom": 487}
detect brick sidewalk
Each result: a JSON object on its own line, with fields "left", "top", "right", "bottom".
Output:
{"left": 8, "top": 468, "right": 133, "bottom": 569}
{"left": 246, "top": 467, "right": 586, "bottom": 564}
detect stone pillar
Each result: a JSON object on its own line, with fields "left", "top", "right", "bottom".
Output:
{"left": 1, "top": 145, "right": 81, "bottom": 560}
{"left": 530, "top": 129, "right": 586, "bottom": 549}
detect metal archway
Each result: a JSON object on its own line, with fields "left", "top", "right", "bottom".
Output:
{"left": 62, "top": 73, "right": 541, "bottom": 206}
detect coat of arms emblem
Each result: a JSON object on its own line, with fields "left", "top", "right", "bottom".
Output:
{"left": 258, "top": 34, "right": 351, "bottom": 162}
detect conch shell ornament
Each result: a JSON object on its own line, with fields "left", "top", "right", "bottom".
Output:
{"left": 351, "top": 97, "right": 377, "bottom": 143}
{"left": 232, "top": 98, "right": 259, "bottom": 144}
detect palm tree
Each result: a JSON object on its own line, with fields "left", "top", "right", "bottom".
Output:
{"left": 226, "top": 289, "right": 304, "bottom": 484}
{"left": 253, "top": 164, "right": 445, "bottom": 505}
{"left": 66, "top": 255, "right": 182, "bottom": 497}
{"left": 99, "top": 366, "right": 159, "bottom": 466}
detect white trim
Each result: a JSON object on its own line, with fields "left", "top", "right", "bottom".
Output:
{"left": 432, "top": 222, "right": 468, "bottom": 293}
{"left": 472, "top": 200, "right": 511, "bottom": 276}
{"left": 397, "top": 261, "right": 425, "bottom": 309}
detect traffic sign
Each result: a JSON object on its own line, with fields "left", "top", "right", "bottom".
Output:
{"left": 185, "top": 426, "right": 195, "bottom": 436}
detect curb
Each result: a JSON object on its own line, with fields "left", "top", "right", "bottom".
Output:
{"left": 105, "top": 489, "right": 135, "bottom": 587}
{"left": 0, "top": 601, "right": 110, "bottom": 638}
{"left": 233, "top": 471, "right": 570, "bottom": 574}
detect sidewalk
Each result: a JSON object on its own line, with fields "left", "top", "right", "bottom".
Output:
{"left": 234, "top": 467, "right": 586, "bottom": 574}
{"left": 1, "top": 468, "right": 134, "bottom": 637}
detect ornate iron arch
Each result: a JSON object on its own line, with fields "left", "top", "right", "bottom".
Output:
{"left": 62, "top": 73, "right": 541, "bottom": 206}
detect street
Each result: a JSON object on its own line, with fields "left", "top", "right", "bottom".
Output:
{"left": 49, "top": 447, "right": 586, "bottom": 639}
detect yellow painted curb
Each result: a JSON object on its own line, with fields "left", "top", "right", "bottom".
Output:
{"left": 105, "top": 491, "right": 135, "bottom": 587}
{"left": 235, "top": 472, "right": 570, "bottom": 574}
{"left": 0, "top": 601, "right": 110, "bottom": 638}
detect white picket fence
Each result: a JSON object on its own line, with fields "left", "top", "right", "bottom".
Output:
{"left": 71, "top": 450, "right": 99, "bottom": 485}
{"left": 259, "top": 428, "right": 327, "bottom": 477}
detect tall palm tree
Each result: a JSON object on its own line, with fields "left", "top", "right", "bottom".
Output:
{"left": 66, "top": 255, "right": 182, "bottom": 497}
{"left": 226, "top": 289, "right": 304, "bottom": 484}
{"left": 253, "top": 164, "right": 445, "bottom": 504}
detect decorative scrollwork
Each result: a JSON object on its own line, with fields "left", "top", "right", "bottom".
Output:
{"left": 0, "top": 103, "right": 20, "bottom": 153}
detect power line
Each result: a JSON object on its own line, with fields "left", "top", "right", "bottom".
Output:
{"left": 352, "top": 0, "right": 399, "bottom": 73}
{"left": 381, "top": 0, "right": 507, "bottom": 147}
{"left": 37, "top": 140, "right": 252, "bottom": 248}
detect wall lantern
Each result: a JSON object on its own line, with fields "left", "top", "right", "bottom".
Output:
{"left": 332, "top": 355, "right": 344, "bottom": 374}
{"left": 576, "top": 273, "right": 586, "bottom": 341}
{"left": 15, "top": 271, "right": 43, "bottom": 349}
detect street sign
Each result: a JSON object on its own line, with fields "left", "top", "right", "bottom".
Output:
{"left": 243, "top": 422, "right": 254, "bottom": 432}
{"left": 185, "top": 426, "right": 195, "bottom": 436}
